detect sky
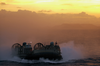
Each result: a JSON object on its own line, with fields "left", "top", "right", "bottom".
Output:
{"left": 0, "top": 0, "right": 100, "bottom": 17}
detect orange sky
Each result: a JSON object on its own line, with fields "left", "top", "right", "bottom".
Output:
{"left": 0, "top": 0, "right": 100, "bottom": 17}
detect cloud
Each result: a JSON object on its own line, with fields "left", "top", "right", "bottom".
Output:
{"left": 0, "top": 2, "right": 8, "bottom": 5}
{"left": 62, "top": 4, "right": 73, "bottom": 6}
{"left": 79, "top": 12, "right": 87, "bottom": 15}
{"left": 38, "top": 10, "right": 52, "bottom": 12}
{"left": 61, "top": 9, "right": 67, "bottom": 10}
{"left": 17, "top": 7, "right": 22, "bottom": 8}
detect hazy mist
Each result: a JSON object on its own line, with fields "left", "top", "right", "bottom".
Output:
{"left": 0, "top": 9, "right": 100, "bottom": 59}
{"left": 0, "top": 9, "right": 100, "bottom": 44}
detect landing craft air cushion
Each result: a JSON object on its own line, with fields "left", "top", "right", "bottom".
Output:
{"left": 12, "top": 42, "right": 62, "bottom": 60}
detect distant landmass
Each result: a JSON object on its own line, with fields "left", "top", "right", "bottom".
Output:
{"left": 54, "top": 24, "right": 100, "bottom": 30}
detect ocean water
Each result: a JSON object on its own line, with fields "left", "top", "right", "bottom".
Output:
{"left": 0, "top": 30, "right": 100, "bottom": 66}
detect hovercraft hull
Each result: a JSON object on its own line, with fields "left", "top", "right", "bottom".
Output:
{"left": 25, "top": 50, "right": 62, "bottom": 60}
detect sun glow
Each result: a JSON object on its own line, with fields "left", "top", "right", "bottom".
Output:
{"left": 35, "top": 0, "right": 54, "bottom": 3}
{"left": 14, "top": 0, "right": 54, "bottom": 3}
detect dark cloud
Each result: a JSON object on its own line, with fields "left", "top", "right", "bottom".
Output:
{"left": 62, "top": 4, "right": 73, "bottom": 6}
{"left": 0, "top": 2, "right": 7, "bottom": 5}
{"left": 38, "top": 10, "right": 52, "bottom": 12}
{"left": 79, "top": 12, "right": 87, "bottom": 15}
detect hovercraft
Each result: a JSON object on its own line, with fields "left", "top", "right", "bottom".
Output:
{"left": 12, "top": 42, "right": 62, "bottom": 60}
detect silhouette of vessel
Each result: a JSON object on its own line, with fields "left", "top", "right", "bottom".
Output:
{"left": 12, "top": 42, "right": 62, "bottom": 60}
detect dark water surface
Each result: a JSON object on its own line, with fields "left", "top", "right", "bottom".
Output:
{"left": 0, "top": 57, "right": 100, "bottom": 66}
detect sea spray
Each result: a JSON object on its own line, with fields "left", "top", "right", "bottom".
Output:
{"left": 60, "top": 41, "right": 83, "bottom": 62}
